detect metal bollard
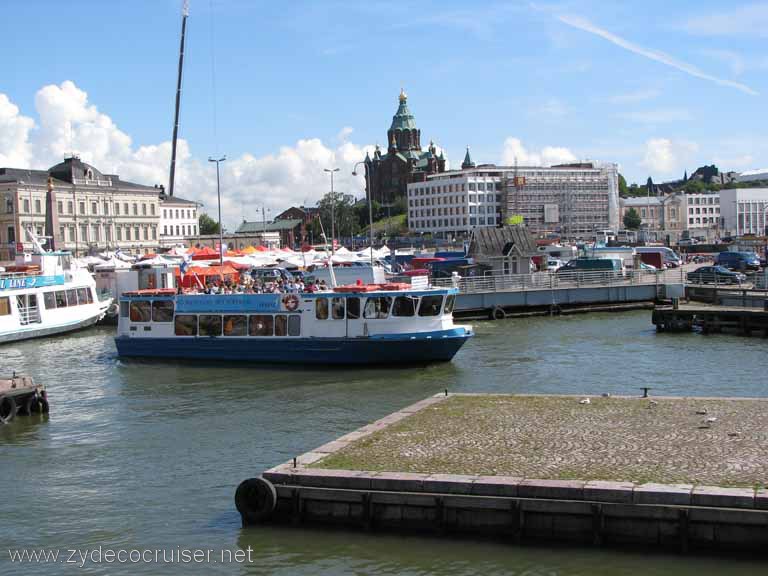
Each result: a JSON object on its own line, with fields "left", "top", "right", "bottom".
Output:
{"left": 672, "top": 297, "right": 679, "bottom": 310}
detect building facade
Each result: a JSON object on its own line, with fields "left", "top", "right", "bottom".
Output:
{"left": 365, "top": 90, "right": 446, "bottom": 206}
{"left": 159, "top": 195, "right": 201, "bottom": 247}
{"left": 0, "top": 157, "right": 162, "bottom": 259}
{"left": 620, "top": 194, "right": 685, "bottom": 233}
{"left": 406, "top": 161, "right": 619, "bottom": 239}
{"left": 683, "top": 193, "right": 720, "bottom": 230}
{"left": 719, "top": 188, "right": 768, "bottom": 237}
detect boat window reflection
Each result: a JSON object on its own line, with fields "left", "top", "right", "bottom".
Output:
{"left": 223, "top": 315, "right": 247, "bottom": 336}
{"left": 0, "top": 297, "right": 10, "bottom": 316}
{"left": 418, "top": 295, "right": 443, "bottom": 317}
{"left": 249, "top": 315, "right": 274, "bottom": 336}
{"left": 331, "top": 297, "right": 345, "bottom": 320}
{"left": 392, "top": 296, "right": 417, "bottom": 317}
{"left": 275, "top": 314, "right": 288, "bottom": 336}
{"left": 346, "top": 297, "right": 360, "bottom": 319}
{"left": 129, "top": 301, "right": 151, "bottom": 322}
{"left": 444, "top": 295, "right": 456, "bottom": 314}
{"left": 288, "top": 315, "right": 301, "bottom": 336}
{"left": 315, "top": 298, "right": 329, "bottom": 320}
{"left": 364, "top": 297, "right": 391, "bottom": 319}
{"left": 174, "top": 314, "right": 197, "bottom": 336}
{"left": 152, "top": 301, "right": 175, "bottom": 323}
{"left": 199, "top": 314, "right": 222, "bottom": 336}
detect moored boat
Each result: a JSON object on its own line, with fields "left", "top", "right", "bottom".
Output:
{"left": 0, "top": 230, "right": 112, "bottom": 343}
{"left": 114, "top": 282, "right": 472, "bottom": 365}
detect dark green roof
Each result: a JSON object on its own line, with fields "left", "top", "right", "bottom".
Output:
{"left": 390, "top": 92, "right": 417, "bottom": 131}
{"left": 235, "top": 218, "right": 302, "bottom": 234}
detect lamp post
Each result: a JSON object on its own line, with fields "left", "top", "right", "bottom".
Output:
{"left": 352, "top": 160, "right": 374, "bottom": 266}
{"left": 324, "top": 167, "right": 339, "bottom": 254}
{"left": 208, "top": 155, "right": 226, "bottom": 270}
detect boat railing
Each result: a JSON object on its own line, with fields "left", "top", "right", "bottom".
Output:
{"left": 0, "top": 269, "right": 42, "bottom": 280}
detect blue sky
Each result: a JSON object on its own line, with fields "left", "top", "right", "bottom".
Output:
{"left": 2, "top": 0, "right": 767, "bottom": 228}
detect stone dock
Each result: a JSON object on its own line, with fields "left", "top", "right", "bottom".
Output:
{"left": 236, "top": 393, "right": 768, "bottom": 553}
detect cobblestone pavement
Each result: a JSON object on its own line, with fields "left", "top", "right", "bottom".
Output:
{"left": 314, "top": 395, "right": 768, "bottom": 487}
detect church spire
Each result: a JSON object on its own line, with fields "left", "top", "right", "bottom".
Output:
{"left": 387, "top": 88, "right": 421, "bottom": 152}
{"left": 461, "top": 146, "right": 475, "bottom": 169}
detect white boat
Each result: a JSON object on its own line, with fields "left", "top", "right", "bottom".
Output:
{"left": 0, "top": 229, "right": 112, "bottom": 343}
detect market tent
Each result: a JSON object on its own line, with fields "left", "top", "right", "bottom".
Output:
{"left": 175, "top": 264, "right": 241, "bottom": 288}
{"left": 191, "top": 246, "right": 219, "bottom": 260}
{"left": 241, "top": 246, "right": 259, "bottom": 254}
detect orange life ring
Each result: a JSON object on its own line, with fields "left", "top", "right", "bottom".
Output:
{"left": 283, "top": 294, "right": 299, "bottom": 311}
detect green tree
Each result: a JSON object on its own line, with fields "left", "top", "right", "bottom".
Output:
{"left": 315, "top": 191, "right": 361, "bottom": 241}
{"left": 199, "top": 213, "right": 220, "bottom": 235}
{"left": 623, "top": 208, "right": 642, "bottom": 230}
{"left": 618, "top": 173, "right": 628, "bottom": 196}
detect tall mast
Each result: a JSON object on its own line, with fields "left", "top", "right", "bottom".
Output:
{"left": 168, "top": 0, "right": 189, "bottom": 197}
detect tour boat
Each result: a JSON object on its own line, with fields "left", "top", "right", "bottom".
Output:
{"left": 0, "top": 232, "right": 112, "bottom": 343}
{"left": 114, "top": 282, "right": 473, "bottom": 364}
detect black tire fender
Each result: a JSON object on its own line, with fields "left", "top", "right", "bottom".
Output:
{"left": 490, "top": 306, "right": 505, "bottom": 320}
{"left": 0, "top": 395, "right": 17, "bottom": 424}
{"left": 235, "top": 477, "right": 277, "bottom": 525}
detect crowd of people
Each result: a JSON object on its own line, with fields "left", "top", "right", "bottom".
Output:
{"left": 182, "top": 274, "right": 330, "bottom": 295}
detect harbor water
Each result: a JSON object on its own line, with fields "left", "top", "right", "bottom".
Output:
{"left": 2, "top": 311, "right": 766, "bottom": 575}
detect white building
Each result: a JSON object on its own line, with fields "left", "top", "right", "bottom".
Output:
{"left": 719, "top": 188, "right": 768, "bottom": 237}
{"left": 159, "top": 195, "right": 201, "bottom": 247}
{"left": 0, "top": 157, "right": 162, "bottom": 259}
{"left": 684, "top": 193, "right": 719, "bottom": 230}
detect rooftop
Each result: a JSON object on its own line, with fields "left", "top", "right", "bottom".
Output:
{"left": 235, "top": 218, "right": 303, "bottom": 234}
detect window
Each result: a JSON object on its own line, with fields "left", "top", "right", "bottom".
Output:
{"left": 79, "top": 202, "right": 85, "bottom": 214}
{"left": 55, "top": 291, "right": 67, "bottom": 308}
{"left": 151, "top": 204, "right": 155, "bottom": 216}
{"left": 274, "top": 315, "right": 288, "bottom": 336}
{"left": 105, "top": 226, "right": 112, "bottom": 242}
{"left": 364, "top": 296, "right": 391, "bottom": 319}
{"left": 92, "top": 225, "right": 100, "bottom": 242}
{"left": 43, "top": 292, "right": 56, "bottom": 310}
{"left": 152, "top": 301, "right": 175, "bottom": 322}
{"left": 115, "top": 203, "right": 120, "bottom": 215}
{"left": 59, "top": 226, "right": 65, "bottom": 241}
{"left": 134, "top": 227, "right": 140, "bottom": 241}
{"left": 347, "top": 297, "right": 360, "bottom": 319}
{"left": 174, "top": 314, "right": 198, "bottom": 336}
{"left": 223, "top": 315, "right": 247, "bottom": 336}
{"left": 68, "top": 227, "right": 75, "bottom": 241}
{"left": 392, "top": 296, "right": 417, "bottom": 317}
{"left": 0, "top": 297, "right": 10, "bottom": 316}
{"left": 117, "top": 227, "right": 123, "bottom": 241}
{"left": 142, "top": 203, "right": 147, "bottom": 216}
{"left": 76, "top": 288, "right": 89, "bottom": 306}
{"left": 132, "top": 203, "right": 138, "bottom": 215}
{"left": 129, "top": 301, "right": 151, "bottom": 322}
{"left": 23, "top": 199, "right": 29, "bottom": 213}
{"left": 331, "top": 297, "right": 345, "bottom": 319}
{"left": 143, "top": 227, "right": 149, "bottom": 241}
{"left": 151, "top": 227, "right": 157, "bottom": 240}
{"left": 34, "top": 199, "right": 41, "bottom": 213}
{"left": 288, "top": 315, "right": 301, "bottom": 336}
{"left": 91, "top": 202, "right": 97, "bottom": 214}
{"left": 125, "top": 228, "right": 131, "bottom": 241}
{"left": 124, "top": 202, "right": 129, "bottom": 215}
{"left": 66, "top": 289, "right": 78, "bottom": 306}
{"left": 68, "top": 201, "right": 73, "bottom": 214}
{"left": 315, "top": 298, "right": 329, "bottom": 320}
{"left": 57, "top": 201, "right": 63, "bottom": 214}
{"left": 419, "top": 295, "right": 443, "bottom": 316}
{"left": 444, "top": 295, "right": 456, "bottom": 314}
{"left": 199, "top": 315, "right": 222, "bottom": 336}
{"left": 249, "top": 315, "right": 273, "bottom": 336}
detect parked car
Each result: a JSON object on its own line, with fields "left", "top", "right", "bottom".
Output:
{"left": 678, "top": 238, "right": 698, "bottom": 246}
{"left": 715, "top": 251, "right": 761, "bottom": 271}
{"left": 546, "top": 258, "right": 564, "bottom": 271}
{"left": 555, "top": 258, "right": 624, "bottom": 281}
{"left": 686, "top": 265, "right": 746, "bottom": 285}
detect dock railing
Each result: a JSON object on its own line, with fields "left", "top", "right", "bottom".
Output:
{"left": 431, "top": 268, "right": 684, "bottom": 295}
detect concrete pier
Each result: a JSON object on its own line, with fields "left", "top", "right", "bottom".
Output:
{"left": 653, "top": 303, "right": 768, "bottom": 335}
{"left": 237, "top": 394, "right": 768, "bottom": 553}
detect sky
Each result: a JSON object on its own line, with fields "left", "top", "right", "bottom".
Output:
{"left": 2, "top": 0, "right": 768, "bottom": 230}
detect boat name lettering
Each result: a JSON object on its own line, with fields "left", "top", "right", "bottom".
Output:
{"left": 0, "top": 275, "right": 65, "bottom": 291}
{"left": 175, "top": 294, "right": 281, "bottom": 313}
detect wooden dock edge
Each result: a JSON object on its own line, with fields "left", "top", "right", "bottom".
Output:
{"left": 236, "top": 394, "right": 768, "bottom": 553}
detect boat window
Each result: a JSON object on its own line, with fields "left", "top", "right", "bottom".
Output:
{"left": 174, "top": 314, "right": 197, "bottom": 336}
{"left": 129, "top": 301, "right": 151, "bottom": 322}
{"left": 86, "top": 288, "right": 94, "bottom": 304}
{"left": 444, "top": 295, "right": 456, "bottom": 314}
{"left": 418, "top": 295, "right": 443, "bottom": 317}
{"left": 315, "top": 298, "right": 329, "bottom": 320}
{"left": 77, "top": 288, "right": 89, "bottom": 306}
{"left": 55, "top": 291, "right": 67, "bottom": 308}
{"left": 120, "top": 301, "right": 129, "bottom": 318}
{"left": 249, "top": 315, "right": 274, "bottom": 336}
{"left": 43, "top": 292, "right": 56, "bottom": 310}
{"left": 66, "top": 289, "right": 78, "bottom": 307}
{"left": 275, "top": 314, "right": 288, "bottom": 336}
{"left": 392, "top": 296, "right": 417, "bottom": 317}
{"left": 364, "top": 296, "right": 391, "bottom": 319}
{"left": 152, "top": 300, "right": 175, "bottom": 322}
{"left": 288, "top": 315, "right": 301, "bottom": 336}
{"left": 199, "top": 315, "right": 222, "bottom": 336}
{"left": 0, "top": 297, "right": 9, "bottom": 316}
{"left": 347, "top": 297, "right": 360, "bottom": 319}
{"left": 223, "top": 315, "right": 247, "bottom": 336}
{"left": 332, "top": 297, "right": 345, "bottom": 320}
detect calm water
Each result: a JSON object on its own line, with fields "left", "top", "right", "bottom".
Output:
{"left": 2, "top": 312, "right": 766, "bottom": 575}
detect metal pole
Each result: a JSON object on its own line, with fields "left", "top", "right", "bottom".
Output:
{"left": 169, "top": 1, "right": 189, "bottom": 197}
{"left": 209, "top": 156, "right": 226, "bottom": 270}
{"left": 352, "top": 161, "right": 374, "bottom": 266}
{"left": 324, "top": 167, "right": 339, "bottom": 255}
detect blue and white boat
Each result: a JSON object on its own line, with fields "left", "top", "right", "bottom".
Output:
{"left": 114, "top": 282, "right": 473, "bottom": 364}
{"left": 0, "top": 231, "right": 112, "bottom": 343}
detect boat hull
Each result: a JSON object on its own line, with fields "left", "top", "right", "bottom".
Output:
{"left": 0, "top": 312, "right": 104, "bottom": 344}
{"left": 114, "top": 328, "right": 472, "bottom": 365}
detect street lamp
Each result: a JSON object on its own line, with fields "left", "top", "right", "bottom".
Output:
{"left": 208, "top": 155, "right": 226, "bottom": 270}
{"left": 352, "top": 160, "right": 374, "bottom": 266}
{"left": 324, "top": 167, "right": 339, "bottom": 254}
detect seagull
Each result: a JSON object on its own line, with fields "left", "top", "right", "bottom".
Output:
{"left": 579, "top": 398, "right": 591, "bottom": 405}
{"left": 695, "top": 409, "right": 708, "bottom": 415}
{"left": 705, "top": 417, "right": 717, "bottom": 423}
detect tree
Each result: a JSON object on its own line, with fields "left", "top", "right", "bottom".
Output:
{"left": 618, "top": 173, "right": 628, "bottom": 196}
{"left": 623, "top": 208, "right": 641, "bottom": 230}
{"left": 315, "top": 191, "right": 361, "bottom": 241}
{"left": 199, "top": 213, "right": 220, "bottom": 235}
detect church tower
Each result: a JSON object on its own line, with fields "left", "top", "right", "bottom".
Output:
{"left": 387, "top": 89, "right": 421, "bottom": 153}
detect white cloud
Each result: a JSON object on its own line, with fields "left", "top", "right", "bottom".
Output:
{"left": 0, "top": 94, "right": 35, "bottom": 168}
{"left": 0, "top": 81, "right": 375, "bottom": 231}
{"left": 603, "top": 89, "right": 660, "bottom": 104}
{"left": 501, "top": 137, "right": 577, "bottom": 166}
{"left": 557, "top": 13, "right": 759, "bottom": 96}
{"left": 685, "top": 4, "right": 768, "bottom": 38}
{"left": 639, "top": 138, "right": 698, "bottom": 175}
